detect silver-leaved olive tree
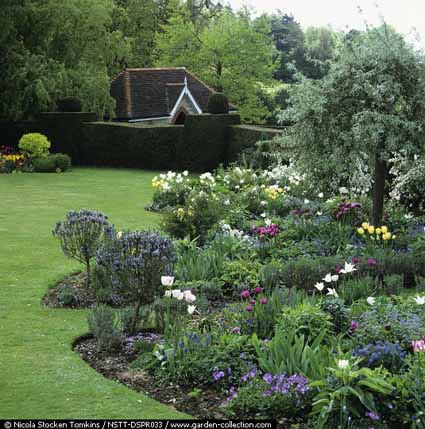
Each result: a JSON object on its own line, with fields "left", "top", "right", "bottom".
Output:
{"left": 281, "top": 25, "right": 425, "bottom": 225}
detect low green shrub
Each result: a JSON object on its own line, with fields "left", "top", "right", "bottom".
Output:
{"left": 19, "top": 133, "right": 50, "bottom": 159}
{"left": 33, "top": 156, "right": 56, "bottom": 173}
{"left": 87, "top": 305, "right": 122, "bottom": 352}
{"left": 58, "top": 285, "right": 78, "bottom": 306}
{"left": 162, "top": 193, "right": 224, "bottom": 245}
{"left": 320, "top": 298, "right": 350, "bottom": 334}
{"left": 277, "top": 302, "right": 332, "bottom": 342}
{"left": 33, "top": 154, "right": 71, "bottom": 173}
{"left": 51, "top": 153, "right": 71, "bottom": 171}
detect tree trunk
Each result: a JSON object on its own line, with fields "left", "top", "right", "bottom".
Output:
{"left": 216, "top": 62, "right": 223, "bottom": 92}
{"left": 372, "top": 151, "right": 387, "bottom": 226}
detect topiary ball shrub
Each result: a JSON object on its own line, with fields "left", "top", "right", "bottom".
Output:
{"left": 19, "top": 133, "right": 51, "bottom": 159}
{"left": 33, "top": 156, "right": 56, "bottom": 173}
{"left": 56, "top": 97, "right": 82, "bottom": 112}
{"left": 51, "top": 153, "right": 71, "bottom": 172}
{"left": 207, "top": 92, "right": 229, "bottom": 114}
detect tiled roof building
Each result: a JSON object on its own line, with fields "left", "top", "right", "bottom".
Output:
{"left": 110, "top": 67, "right": 216, "bottom": 124}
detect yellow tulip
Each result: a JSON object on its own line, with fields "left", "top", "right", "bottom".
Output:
{"left": 357, "top": 227, "right": 365, "bottom": 235}
{"left": 375, "top": 228, "right": 382, "bottom": 235}
{"left": 368, "top": 226, "right": 375, "bottom": 234}
{"left": 361, "top": 222, "right": 369, "bottom": 230}
{"left": 381, "top": 226, "right": 388, "bottom": 234}
{"left": 382, "top": 232, "right": 391, "bottom": 241}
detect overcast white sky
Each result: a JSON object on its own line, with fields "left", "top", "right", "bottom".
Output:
{"left": 226, "top": 0, "right": 425, "bottom": 49}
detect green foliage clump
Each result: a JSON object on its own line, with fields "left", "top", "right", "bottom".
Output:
{"left": 88, "top": 305, "right": 122, "bottom": 352}
{"left": 207, "top": 92, "right": 229, "bottom": 114}
{"left": 33, "top": 153, "right": 71, "bottom": 173}
{"left": 277, "top": 302, "right": 332, "bottom": 342}
{"left": 19, "top": 133, "right": 51, "bottom": 159}
{"left": 51, "top": 153, "right": 71, "bottom": 172}
{"left": 32, "top": 156, "right": 56, "bottom": 173}
{"left": 58, "top": 285, "right": 78, "bottom": 306}
{"left": 162, "top": 194, "right": 224, "bottom": 246}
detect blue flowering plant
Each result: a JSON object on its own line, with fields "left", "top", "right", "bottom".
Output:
{"left": 96, "top": 230, "right": 175, "bottom": 334}
{"left": 225, "top": 366, "right": 312, "bottom": 419}
{"left": 353, "top": 340, "right": 408, "bottom": 372}
{"left": 52, "top": 209, "right": 113, "bottom": 289}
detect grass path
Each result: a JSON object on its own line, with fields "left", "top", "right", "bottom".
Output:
{"left": 0, "top": 168, "right": 187, "bottom": 419}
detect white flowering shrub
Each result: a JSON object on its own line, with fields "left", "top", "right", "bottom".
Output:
{"left": 390, "top": 154, "right": 425, "bottom": 214}
{"left": 151, "top": 170, "right": 192, "bottom": 210}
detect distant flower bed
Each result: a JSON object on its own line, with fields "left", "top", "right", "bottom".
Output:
{"left": 0, "top": 134, "right": 71, "bottom": 174}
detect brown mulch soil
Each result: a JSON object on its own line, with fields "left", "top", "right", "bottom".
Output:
{"left": 74, "top": 334, "right": 228, "bottom": 419}
{"left": 42, "top": 271, "right": 97, "bottom": 308}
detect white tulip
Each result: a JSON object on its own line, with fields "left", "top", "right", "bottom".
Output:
{"left": 323, "top": 273, "right": 338, "bottom": 283}
{"left": 340, "top": 262, "right": 357, "bottom": 274}
{"left": 414, "top": 295, "right": 425, "bottom": 305}
{"left": 338, "top": 359, "right": 349, "bottom": 369}
{"left": 116, "top": 231, "right": 123, "bottom": 239}
{"left": 187, "top": 305, "right": 196, "bottom": 315}
{"left": 327, "top": 288, "right": 339, "bottom": 298}
{"left": 318, "top": 192, "right": 324, "bottom": 198}
{"left": 366, "top": 297, "right": 376, "bottom": 305}
{"left": 161, "top": 276, "right": 175, "bottom": 287}
{"left": 183, "top": 290, "right": 196, "bottom": 303}
{"left": 171, "top": 289, "right": 182, "bottom": 299}
{"left": 314, "top": 282, "right": 325, "bottom": 292}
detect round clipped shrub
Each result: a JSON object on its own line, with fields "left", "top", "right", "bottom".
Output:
{"left": 32, "top": 156, "right": 56, "bottom": 173}
{"left": 56, "top": 97, "right": 82, "bottom": 112}
{"left": 18, "top": 133, "right": 51, "bottom": 159}
{"left": 51, "top": 153, "right": 71, "bottom": 172}
{"left": 207, "top": 92, "right": 229, "bottom": 114}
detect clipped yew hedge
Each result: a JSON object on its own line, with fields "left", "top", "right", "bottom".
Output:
{"left": 178, "top": 113, "right": 241, "bottom": 172}
{"left": 81, "top": 122, "right": 182, "bottom": 170}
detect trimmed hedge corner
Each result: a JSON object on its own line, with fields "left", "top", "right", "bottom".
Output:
{"left": 207, "top": 92, "right": 229, "bottom": 114}
{"left": 178, "top": 114, "right": 241, "bottom": 172}
{"left": 227, "top": 125, "right": 285, "bottom": 163}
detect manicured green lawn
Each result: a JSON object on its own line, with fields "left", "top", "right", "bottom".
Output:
{"left": 0, "top": 168, "right": 188, "bottom": 419}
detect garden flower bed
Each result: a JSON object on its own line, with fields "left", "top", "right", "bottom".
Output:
{"left": 47, "top": 158, "right": 425, "bottom": 426}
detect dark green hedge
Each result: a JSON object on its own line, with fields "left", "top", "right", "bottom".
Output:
{"left": 81, "top": 122, "right": 183, "bottom": 170}
{"left": 227, "top": 125, "right": 284, "bottom": 163}
{"left": 178, "top": 113, "right": 241, "bottom": 172}
{"left": 1, "top": 114, "right": 287, "bottom": 171}
{"left": 0, "top": 113, "right": 97, "bottom": 163}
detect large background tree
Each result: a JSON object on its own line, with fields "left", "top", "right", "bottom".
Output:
{"left": 155, "top": 9, "right": 276, "bottom": 123}
{"left": 1, "top": 0, "right": 133, "bottom": 120}
{"left": 281, "top": 26, "right": 425, "bottom": 224}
